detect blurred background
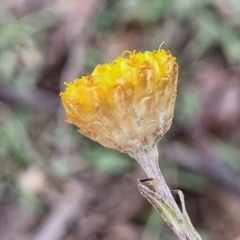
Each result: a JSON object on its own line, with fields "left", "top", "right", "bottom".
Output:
{"left": 1, "top": 0, "right": 240, "bottom": 239}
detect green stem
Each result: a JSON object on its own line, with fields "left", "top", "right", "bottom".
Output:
{"left": 130, "top": 144, "right": 202, "bottom": 240}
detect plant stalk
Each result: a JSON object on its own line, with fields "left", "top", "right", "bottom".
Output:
{"left": 130, "top": 144, "right": 202, "bottom": 240}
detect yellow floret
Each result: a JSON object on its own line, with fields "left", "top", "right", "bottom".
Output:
{"left": 60, "top": 49, "right": 178, "bottom": 153}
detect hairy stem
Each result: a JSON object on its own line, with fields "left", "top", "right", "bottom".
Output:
{"left": 130, "top": 144, "right": 202, "bottom": 240}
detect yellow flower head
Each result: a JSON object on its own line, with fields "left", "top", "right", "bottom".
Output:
{"left": 60, "top": 49, "right": 178, "bottom": 154}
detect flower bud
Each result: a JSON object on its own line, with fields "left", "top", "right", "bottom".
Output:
{"left": 60, "top": 49, "right": 178, "bottom": 154}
